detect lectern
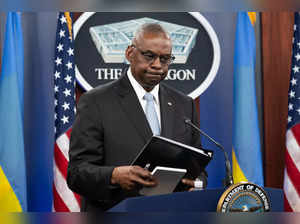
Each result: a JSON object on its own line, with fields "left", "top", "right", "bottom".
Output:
{"left": 109, "top": 188, "right": 283, "bottom": 212}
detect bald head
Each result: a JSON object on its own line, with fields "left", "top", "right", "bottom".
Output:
{"left": 133, "top": 23, "right": 171, "bottom": 45}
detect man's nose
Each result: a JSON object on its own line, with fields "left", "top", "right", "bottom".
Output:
{"left": 151, "top": 56, "right": 162, "bottom": 69}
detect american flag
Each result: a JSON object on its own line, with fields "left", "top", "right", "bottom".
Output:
{"left": 284, "top": 12, "right": 300, "bottom": 212}
{"left": 53, "top": 12, "right": 80, "bottom": 212}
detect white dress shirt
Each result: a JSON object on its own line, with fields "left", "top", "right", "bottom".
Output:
{"left": 127, "top": 68, "right": 161, "bottom": 128}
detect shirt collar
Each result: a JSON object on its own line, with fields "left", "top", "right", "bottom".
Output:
{"left": 127, "top": 68, "right": 160, "bottom": 104}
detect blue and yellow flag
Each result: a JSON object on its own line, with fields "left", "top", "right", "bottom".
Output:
{"left": 0, "top": 12, "right": 27, "bottom": 211}
{"left": 232, "top": 12, "right": 264, "bottom": 186}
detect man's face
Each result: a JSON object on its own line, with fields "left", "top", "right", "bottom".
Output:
{"left": 125, "top": 33, "right": 172, "bottom": 91}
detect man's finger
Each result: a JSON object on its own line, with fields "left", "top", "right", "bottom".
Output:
{"left": 182, "top": 178, "right": 195, "bottom": 187}
{"left": 131, "top": 166, "right": 154, "bottom": 180}
{"left": 132, "top": 175, "right": 157, "bottom": 187}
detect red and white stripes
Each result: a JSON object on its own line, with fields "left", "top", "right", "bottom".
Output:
{"left": 284, "top": 125, "right": 300, "bottom": 211}
{"left": 53, "top": 129, "right": 80, "bottom": 212}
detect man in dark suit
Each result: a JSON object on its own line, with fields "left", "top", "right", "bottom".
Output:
{"left": 67, "top": 23, "right": 203, "bottom": 211}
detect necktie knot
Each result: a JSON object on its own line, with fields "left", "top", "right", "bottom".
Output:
{"left": 143, "top": 92, "right": 154, "bottom": 102}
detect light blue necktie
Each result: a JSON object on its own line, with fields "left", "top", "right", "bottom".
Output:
{"left": 144, "top": 92, "right": 160, "bottom": 136}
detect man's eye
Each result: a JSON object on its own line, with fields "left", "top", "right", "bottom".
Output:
{"left": 160, "top": 56, "right": 170, "bottom": 63}
{"left": 143, "top": 53, "right": 155, "bottom": 60}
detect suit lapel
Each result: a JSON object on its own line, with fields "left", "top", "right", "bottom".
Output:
{"left": 159, "top": 84, "right": 175, "bottom": 139}
{"left": 114, "top": 71, "right": 153, "bottom": 142}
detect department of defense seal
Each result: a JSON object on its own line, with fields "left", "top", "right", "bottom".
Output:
{"left": 217, "top": 182, "right": 271, "bottom": 212}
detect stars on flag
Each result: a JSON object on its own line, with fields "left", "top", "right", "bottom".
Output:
{"left": 57, "top": 43, "right": 64, "bottom": 52}
{"left": 62, "top": 102, "right": 70, "bottom": 111}
{"left": 67, "top": 48, "right": 74, "bottom": 56}
{"left": 293, "top": 65, "right": 300, "bottom": 73}
{"left": 64, "top": 75, "right": 72, "bottom": 83}
{"left": 291, "top": 78, "right": 297, "bottom": 86}
{"left": 290, "top": 90, "right": 296, "bottom": 98}
{"left": 63, "top": 88, "right": 71, "bottom": 97}
{"left": 66, "top": 61, "right": 73, "bottom": 70}
{"left": 287, "top": 15, "right": 300, "bottom": 126}
{"left": 55, "top": 57, "right": 62, "bottom": 66}
{"left": 59, "top": 30, "right": 65, "bottom": 38}
{"left": 60, "top": 15, "right": 67, "bottom": 24}
{"left": 54, "top": 13, "right": 76, "bottom": 138}
{"left": 61, "top": 115, "right": 69, "bottom": 124}
{"left": 54, "top": 71, "right": 61, "bottom": 80}
{"left": 295, "top": 53, "right": 300, "bottom": 61}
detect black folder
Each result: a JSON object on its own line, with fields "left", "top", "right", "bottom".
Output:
{"left": 131, "top": 136, "right": 213, "bottom": 179}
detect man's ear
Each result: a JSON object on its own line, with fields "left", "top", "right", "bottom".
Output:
{"left": 125, "top": 46, "right": 134, "bottom": 63}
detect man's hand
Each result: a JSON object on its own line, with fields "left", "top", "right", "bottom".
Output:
{"left": 181, "top": 178, "right": 196, "bottom": 191}
{"left": 111, "top": 166, "right": 157, "bottom": 190}
{"left": 182, "top": 171, "right": 207, "bottom": 191}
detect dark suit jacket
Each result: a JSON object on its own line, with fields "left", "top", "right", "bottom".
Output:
{"left": 67, "top": 70, "right": 202, "bottom": 211}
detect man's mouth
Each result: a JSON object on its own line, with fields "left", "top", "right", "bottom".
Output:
{"left": 146, "top": 72, "right": 163, "bottom": 77}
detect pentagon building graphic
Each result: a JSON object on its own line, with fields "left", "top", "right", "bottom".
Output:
{"left": 89, "top": 17, "right": 199, "bottom": 64}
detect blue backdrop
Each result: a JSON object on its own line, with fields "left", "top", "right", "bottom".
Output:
{"left": 199, "top": 13, "right": 236, "bottom": 188}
